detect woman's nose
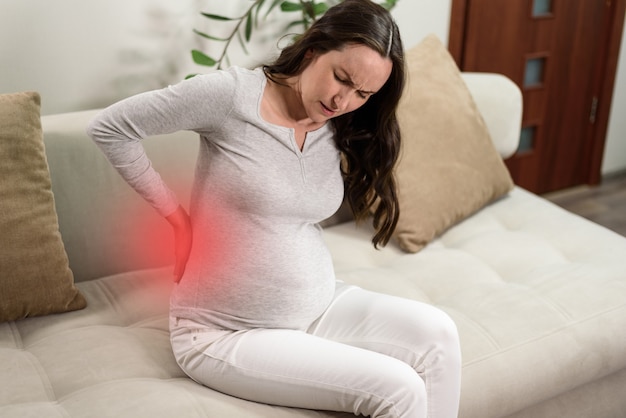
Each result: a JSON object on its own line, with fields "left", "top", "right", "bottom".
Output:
{"left": 332, "top": 91, "right": 349, "bottom": 111}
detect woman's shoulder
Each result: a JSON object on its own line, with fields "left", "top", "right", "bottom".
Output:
{"left": 189, "top": 66, "right": 264, "bottom": 89}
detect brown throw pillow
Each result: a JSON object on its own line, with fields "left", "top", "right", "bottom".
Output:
{"left": 394, "top": 35, "right": 514, "bottom": 252}
{"left": 0, "top": 91, "right": 86, "bottom": 322}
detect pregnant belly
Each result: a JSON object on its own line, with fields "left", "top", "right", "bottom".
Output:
{"left": 174, "top": 224, "right": 337, "bottom": 330}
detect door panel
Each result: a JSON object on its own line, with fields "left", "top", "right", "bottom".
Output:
{"left": 456, "top": 0, "right": 617, "bottom": 193}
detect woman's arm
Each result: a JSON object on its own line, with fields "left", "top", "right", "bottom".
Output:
{"left": 86, "top": 73, "right": 232, "bottom": 216}
{"left": 86, "top": 70, "right": 237, "bottom": 279}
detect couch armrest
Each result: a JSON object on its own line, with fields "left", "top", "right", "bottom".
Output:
{"left": 461, "top": 72, "right": 522, "bottom": 159}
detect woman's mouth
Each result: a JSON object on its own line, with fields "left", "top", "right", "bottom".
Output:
{"left": 320, "top": 102, "right": 336, "bottom": 117}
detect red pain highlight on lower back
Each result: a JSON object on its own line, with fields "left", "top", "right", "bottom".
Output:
{"left": 130, "top": 204, "right": 242, "bottom": 282}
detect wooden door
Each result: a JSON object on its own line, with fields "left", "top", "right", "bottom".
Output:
{"left": 449, "top": 0, "right": 625, "bottom": 194}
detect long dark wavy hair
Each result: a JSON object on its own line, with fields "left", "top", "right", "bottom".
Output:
{"left": 263, "top": 0, "right": 405, "bottom": 248}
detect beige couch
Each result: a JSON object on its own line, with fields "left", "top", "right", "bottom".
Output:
{"left": 2, "top": 36, "right": 625, "bottom": 418}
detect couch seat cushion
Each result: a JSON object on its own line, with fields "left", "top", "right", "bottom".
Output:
{"left": 0, "top": 268, "right": 352, "bottom": 418}
{"left": 2, "top": 187, "right": 625, "bottom": 418}
{"left": 325, "top": 187, "right": 626, "bottom": 417}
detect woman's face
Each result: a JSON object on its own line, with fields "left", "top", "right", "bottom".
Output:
{"left": 296, "top": 43, "right": 393, "bottom": 123}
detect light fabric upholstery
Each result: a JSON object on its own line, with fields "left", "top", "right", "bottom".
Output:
{"left": 2, "top": 189, "right": 625, "bottom": 417}
{"left": 0, "top": 268, "right": 351, "bottom": 418}
{"left": 460, "top": 73, "right": 523, "bottom": 159}
{"left": 0, "top": 92, "right": 85, "bottom": 322}
{"left": 2, "top": 72, "right": 625, "bottom": 417}
{"left": 41, "top": 110, "right": 197, "bottom": 282}
{"left": 326, "top": 189, "right": 626, "bottom": 418}
{"left": 394, "top": 35, "right": 514, "bottom": 253}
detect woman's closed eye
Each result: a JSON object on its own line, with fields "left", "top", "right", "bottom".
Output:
{"left": 334, "top": 73, "right": 369, "bottom": 99}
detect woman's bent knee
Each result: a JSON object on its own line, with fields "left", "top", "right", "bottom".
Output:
{"left": 380, "top": 362, "right": 427, "bottom": 418}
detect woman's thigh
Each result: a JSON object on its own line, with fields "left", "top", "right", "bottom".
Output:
{"left": 170, "top": 317, "right": 426, "bottom": 418}
{"left": 307, "top": 283, "right": 462, "bottom": 418}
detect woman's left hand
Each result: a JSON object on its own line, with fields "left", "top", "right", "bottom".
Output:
{"left": 165, "top": 205, "right": 193, "bottom": 283}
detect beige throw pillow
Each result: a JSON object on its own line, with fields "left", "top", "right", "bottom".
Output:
{"left": 394, "top": 35, "right": 514, "bottom": 252}
{"left": 0, "top": 91, "right": 86, "bottom": 322}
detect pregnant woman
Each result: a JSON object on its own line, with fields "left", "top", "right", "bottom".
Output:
{"left": 88, "top": 1, "right": 462, "bottom": 416}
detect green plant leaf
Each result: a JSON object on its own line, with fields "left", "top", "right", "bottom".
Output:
{"left": 245, "top": 11, "right": 253, "bottom": 41}
{"left": 313, "top": 2, "right": 329, "bottom": 16}
{"left": 280, "top": 1, "right": 303, "bottom": 12}
{"left": 254, "top": 0, "right": 266, "bottom": 26}
{"left": 265, "top": 0, "right": 284, "bottom": 18}
{"left": 285, "top": 19, "right": 307, "bottom": 31}
{"left": 200, "top": 12, "right": 236, "bottom": 21}
{"left": 236, "top": 30, "right": 250, "bottom": 55}
{"left": 191, "top": 49, "right": 217, "bottom": 67}
{"left": 192, "top": 29, "right": 227, "bottom": 42}
{"left": 382, "top": 0, "right": 398, "bottom": 10}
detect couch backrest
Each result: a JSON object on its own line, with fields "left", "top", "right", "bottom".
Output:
{"left": 42, "top": 110, "right": 198, "bottom": 282}
{"left": 42, "top": 73, "right": 521, "bottom": 282}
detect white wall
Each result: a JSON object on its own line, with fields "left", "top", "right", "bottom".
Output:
{"left": 0, "top": 0, "right": 199, "bottom": 114}
{"left": 0, "top": 0, "right": 624, "bottom": 174}
{"left": 603, "top": 26, "right": 626, "bottom": 175}
{"left": 0, "top": 0, "right": 449, "bottom": 116}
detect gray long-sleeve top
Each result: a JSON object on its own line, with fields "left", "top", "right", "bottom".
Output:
{"left": 87, "top": 67, "right": 345, "bottom": 330}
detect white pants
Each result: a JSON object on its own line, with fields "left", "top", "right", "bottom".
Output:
{"left": 170, "top": 283, "right": 462, "bottom": 418}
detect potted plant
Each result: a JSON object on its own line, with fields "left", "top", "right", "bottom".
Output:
{"left": 189, "top": 0, "right": 398, "bottom": 74}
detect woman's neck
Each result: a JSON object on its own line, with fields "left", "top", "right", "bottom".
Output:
{"left": 263, "top": 75, "right": 321, "bottom": 131}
